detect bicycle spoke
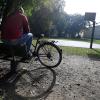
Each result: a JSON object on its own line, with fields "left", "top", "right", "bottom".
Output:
{"left": 38, "top": 54, "right": 47, "bottom": 57}
{"left": 38, "top": 43, "right": 61, "bottom": 67}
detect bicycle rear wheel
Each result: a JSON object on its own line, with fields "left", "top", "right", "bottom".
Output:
{"left": 37, "top": 42, "right": 62, "bottom": 68}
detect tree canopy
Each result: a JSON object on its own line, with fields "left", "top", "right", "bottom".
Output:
{"left": 0, "top": 0, "right": 86, "bottom": 38}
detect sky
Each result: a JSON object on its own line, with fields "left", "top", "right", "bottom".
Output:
{"left": 64, "top": 0, "right": 100, "bottom": 23}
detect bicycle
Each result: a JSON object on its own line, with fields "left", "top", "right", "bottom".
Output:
{"left": 30, "top": 34, "right": 62, "bottom": 68}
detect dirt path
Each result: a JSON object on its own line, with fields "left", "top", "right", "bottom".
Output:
{"left": 1, "top": 54, "right": 100, "bottom": 100}
{"left": 46, "top": 55, "right": 100, "bottom": 100}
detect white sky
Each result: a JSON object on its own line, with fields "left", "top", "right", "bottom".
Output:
{"left": 64, "top": 0, "right": 100, "bottom": 23}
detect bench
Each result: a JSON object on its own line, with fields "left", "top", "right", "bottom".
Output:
{"left": 0, "top": 42, "right": 27, "bottom": 60}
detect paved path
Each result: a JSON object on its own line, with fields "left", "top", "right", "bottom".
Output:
{"left": 50, "top": 39, "right": 100, "bottom": 49}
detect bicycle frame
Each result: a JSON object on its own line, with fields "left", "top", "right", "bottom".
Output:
{"left": 32, "top": 36, "right": 61, "bottom": 55}
{"left": 32, "top": 34, "right": 49, "bottom": 55}
{"left": 32, "top": 37, "right": 42, "bottom": 56}
{"left": 32, "top": 38, "right": 39, "bottom": 52}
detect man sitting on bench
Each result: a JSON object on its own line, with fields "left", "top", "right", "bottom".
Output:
{"left": 1, "top": 7, "right": 33, "bottom": 59}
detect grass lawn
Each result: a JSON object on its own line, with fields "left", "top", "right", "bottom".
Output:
{"left": 0, "top": 97, "right": 2, "bottom": 100}
{"left": 93, "top": 39, "right": 100, "bottom": 44}
{"left": 61, "top": 46, "right": 100, "bottom": 58}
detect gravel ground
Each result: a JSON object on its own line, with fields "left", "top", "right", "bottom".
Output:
{"left": 47, "top": 54, "right": 100, "bottom": 100}
{"left": 1, "top": 54, "right": 100, "bottom": 100}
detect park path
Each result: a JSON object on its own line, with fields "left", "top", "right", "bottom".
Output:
{"left": 50, "top": 39, "right": 100, "bottom": 49}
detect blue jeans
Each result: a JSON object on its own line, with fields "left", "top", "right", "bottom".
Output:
{"left": 17, "top": 33, "right": 33, "bottom": 53}
{"left": 2, "top": 33, "right": 33, "bottom": 53}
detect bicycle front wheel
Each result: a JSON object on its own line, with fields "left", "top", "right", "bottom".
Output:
{"left": 37, "top": 42, "right": 62, "bottom": 68}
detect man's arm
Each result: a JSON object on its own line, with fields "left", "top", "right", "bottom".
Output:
{"left": 23, "top": 15, "right": 30, "bottom": 33}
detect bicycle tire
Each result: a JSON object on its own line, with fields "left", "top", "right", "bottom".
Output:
{"left": 14, "top": 67, "right": 56, "bottom": 99}
{"left": 37, "top": 42, "right": 62, "bottom": 68}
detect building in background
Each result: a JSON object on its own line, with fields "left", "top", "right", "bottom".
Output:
{"left": 83, "top": 25, "right": 100, "bottom": 39}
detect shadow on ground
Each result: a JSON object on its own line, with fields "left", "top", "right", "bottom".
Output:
{"left": 0, "top": 67, "right": 56, "bottom": 100}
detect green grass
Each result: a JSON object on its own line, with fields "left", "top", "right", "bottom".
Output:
{"left": 0, "top": 97, "right": 2, "bottom": 100}
{"left": 61, "top": 46, "right": 100, "bottom": 58}
{"left": 93, "top": 40, "right": 100, "bottom": 44}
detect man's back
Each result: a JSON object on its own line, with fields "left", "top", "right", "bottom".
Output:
{"left": 1, "top": 11, "right": 30, "bottom": 40}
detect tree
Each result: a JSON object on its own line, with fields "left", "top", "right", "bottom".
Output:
{"left": 29, "top": 0, "right": 65, "bottom": 37}
{"left": 29, "top": 6, "right": 52, "bottom": 36}
{"left": 66, "top": 14, "right": 85, "bottom": 38}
